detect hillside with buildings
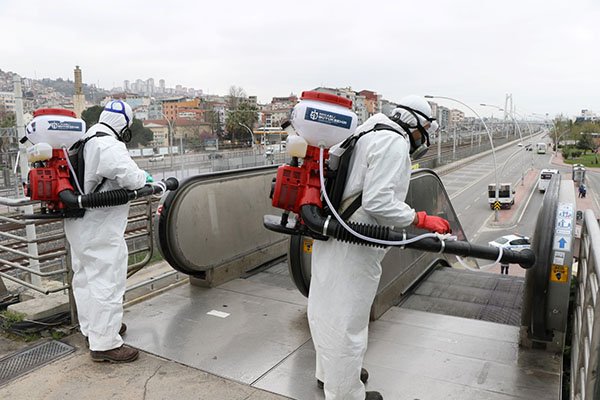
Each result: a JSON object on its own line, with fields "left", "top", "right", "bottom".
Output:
{"left": 1, "top": 65, "right": 517, "bottom": 152}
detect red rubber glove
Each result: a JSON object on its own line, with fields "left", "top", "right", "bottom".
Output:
{"left": 415, "top": 211, "right": 451, "bottom": 234}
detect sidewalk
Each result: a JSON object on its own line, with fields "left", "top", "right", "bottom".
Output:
{"left": 550, "top": 152, "right": 600, "bottom": 216}
{"left": 0, "top": 261, "right": 290, "bottom": 400}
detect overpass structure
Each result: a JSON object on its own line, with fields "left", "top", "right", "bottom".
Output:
{"left": 0, "top": 142, "right": 598, "bottom": 400}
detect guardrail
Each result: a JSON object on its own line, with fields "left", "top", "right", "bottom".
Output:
{"left": 571, "top": 209, "right": 600, "bottom": 400}
{"left": 0, "top": 196, "right": 157, "bottom": 298}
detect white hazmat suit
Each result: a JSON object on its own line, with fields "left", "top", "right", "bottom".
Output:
{"left": 307, "top": 113, "right": 417, "bottom": 400}
{"left": 64, "top": 101, "right": 146, "bottom": 352}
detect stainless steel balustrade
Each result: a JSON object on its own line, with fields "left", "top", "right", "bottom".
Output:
{"left": 0, "top": 196, "right": 157, "bottom": 302}
{"left": 571, "top": 209, "right": 600, "bottom": 400}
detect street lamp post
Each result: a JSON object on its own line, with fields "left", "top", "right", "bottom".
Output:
{"left": 425, "top": 95, "right": 501, "bottom": 222}
{"left": 480, "top": 103, "right": 534, "bottom": 185}
{"left": 159, "top": 111, "right": 175, "bottom": 168}
{"left": 238, "top": 122, "right": 257, "bottom": 151}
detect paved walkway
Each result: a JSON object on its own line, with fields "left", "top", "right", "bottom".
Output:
{"left": 0, "top": 261, "right": 290, "bottom": 400}
{"left": 550, "top": 151, "right": 600, "bottom": 215}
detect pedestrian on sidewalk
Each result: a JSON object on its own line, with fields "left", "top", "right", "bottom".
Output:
{"left": 579, "top": 183, "right": 587, "bottom": 198}
{"left": 500, "top": 262, "right": 509, "bottom": 275}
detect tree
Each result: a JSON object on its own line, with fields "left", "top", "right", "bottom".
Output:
{"left": 224, "top": 86, "right": 257, "bottom": 143}
{"left": 81, "top": 105, "right": 103, "bottom": 128}
{"left": 0, "top": 103, "right": 15, "bottom": 128}
{"left": 225, "top": 102, "right": 258, "bottom": 143}
{"left": 205, "top": 110, "right": 223, "bottom": 137}
{"left": 576, "top": 133, "right": 596, "bottom": 155}
{"left": 128, "top": 119, "right": 154, "bottom": 148}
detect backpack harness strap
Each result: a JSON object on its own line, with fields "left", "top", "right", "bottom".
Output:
{"left": 337, "top": 123, "right": 405, "bottom": 220}
{"left": 72, "top": 132, "right": 110, "bottom": 194}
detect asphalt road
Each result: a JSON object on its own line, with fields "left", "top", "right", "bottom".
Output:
{"left": 441, "top": 133, "right": 551, "bottom": 247}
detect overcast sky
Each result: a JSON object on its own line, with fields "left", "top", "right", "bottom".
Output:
{"left": 2, "top": 0, "right": 599, "bottom": 119}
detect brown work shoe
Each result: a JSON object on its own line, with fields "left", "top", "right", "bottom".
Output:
{"left": 90, "top": 345, "right": 139, "bottom": 363}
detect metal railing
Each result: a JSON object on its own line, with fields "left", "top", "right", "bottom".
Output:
{"left": 571, "top": 209, "right": 600, "bottom": 400}
{"left": 0, "top": 196, "right": 157, "bottom": 297}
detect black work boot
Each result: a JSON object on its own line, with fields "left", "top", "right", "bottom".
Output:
{"left": 317, "top": 367, "right": 369, "bottom": 389}
{"left": 365, "top": 391, "right": 383, "bottom": 400}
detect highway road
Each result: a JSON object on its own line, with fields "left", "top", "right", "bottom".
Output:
{"left": 441, "top": 133, "right": 599, "bottom": 272}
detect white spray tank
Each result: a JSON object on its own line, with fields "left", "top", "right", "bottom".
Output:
{"left": 25, "top": 108, "right": 86, "bottom": 159}
{"left": 287, "top": 91, "right": 357, "bottom": 157}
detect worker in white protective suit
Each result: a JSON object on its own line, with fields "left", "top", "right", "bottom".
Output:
{"left": 307, "top": 95, "right": 451, "bottom": 400}
{"left": 64, "top": 100, "right": 147, "bottom": 363}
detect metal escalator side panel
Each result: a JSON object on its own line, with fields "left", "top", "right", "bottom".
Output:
{"left": 286, "top": 168, "right": 471, "bottom": 318}
{"left": 155, "top": 166, "right": 284, "bottom": 276}
{"left": 287, "top": 235, "right": 310, "bottom": 297}
{"left": 525, "top": 172, "right": 560, "bottom": 341}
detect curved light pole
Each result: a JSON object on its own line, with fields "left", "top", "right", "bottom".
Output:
{"left": 532, "top": 112, "right": 557, "bottom": 152}
{"left": 481, "top": 103, "right": 533, "bottom": 187}
{"left": 481, "top": 104, "right": 534, "bottom": 169}
{"left": 238, "top": 122, "right": 257, "bottom": 152}
{"left": 425, "top": 95, "right": 500, "bottom": 222}
{"left": 159, "top": 111, "right": 175, "bottom": 168}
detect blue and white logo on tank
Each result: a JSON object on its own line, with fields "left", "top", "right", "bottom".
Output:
{"left": 304, "top": 107, "right": 353, "bottom": 129}
{"left": 47, "top": 120, "right": 83, "bottom": 132}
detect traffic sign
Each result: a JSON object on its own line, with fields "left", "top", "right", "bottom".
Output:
{"left": 550, "top": 264, "right": 569, "bottom": 283}
{"left": 493, "top": 201, "right": 501, "bottom": 211}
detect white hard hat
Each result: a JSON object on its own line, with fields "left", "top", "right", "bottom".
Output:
{"left": 391, "top": 95, "right": 433, "bottom": 127}
{"left": 99, "top": 100, "right": 133, "bottom": 131}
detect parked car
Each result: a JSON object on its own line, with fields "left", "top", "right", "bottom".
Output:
{"left": 488, "top": 234, "right": 531, "bottom": 252}
{"left": 149, "top": 154, "right": 165, "bottom": 162}
{"left": 208, "top": 153, "right": 223, "bottom": 160}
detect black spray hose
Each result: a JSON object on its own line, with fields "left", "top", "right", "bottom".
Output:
{"left": 300, "top": 204, "right": 536, "bottom": 269}
{"left": 59, "top": 177, "right": 179, "bottom": 209}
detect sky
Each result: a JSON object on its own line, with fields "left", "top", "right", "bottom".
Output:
{"left": 1, "top": 0, "right": 599, "bottom": 119}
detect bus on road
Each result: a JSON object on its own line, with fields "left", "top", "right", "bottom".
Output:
{"left": 536, "top": 142, "right": 547, "bottom": 154}
{"left": 538, "top": 169, "right": 559, "bottom": 192}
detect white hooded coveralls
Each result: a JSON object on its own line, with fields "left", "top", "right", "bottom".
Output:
{"left": 307, "top": 113, "right": 416, "bottom": 400}
{"left": 64, "top": 108, "right": 146, "bottom": 351}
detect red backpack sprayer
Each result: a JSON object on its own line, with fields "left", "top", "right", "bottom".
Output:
{"left": 22, "top": 108, "right": 178, "bottom": 219}
{"left": 264, "top": 91, "right": 535, "bottom": 269}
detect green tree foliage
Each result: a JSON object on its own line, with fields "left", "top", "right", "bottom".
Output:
{"left": 205, "top": 110, "right": 223, "bottom": 137}
{"left": 81, "top": 105, "right": 103, "bottom": 128}
{"left": 81, "top": 105, "right": 153, "bottom": 147}
{"left": 224, "top": 86, "right": 258, "bottom": 144}
{"left": 225, "top": 102, "right": 258, "bottom": 143}
{"left": 576, "top": 133, "right": 596, "bottom": 154}
{"left": 0, "top": 102, "right": 15, "bottom": 128}
{"left": 128, "top": 119, "right": 154, "bottom": 148}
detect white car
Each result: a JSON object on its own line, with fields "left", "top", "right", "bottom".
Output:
{"left": 149, "top": 154, "right": 165, "bottom": 162}
{"left": 488, "top": 234, "right": 531, "bottom": 252}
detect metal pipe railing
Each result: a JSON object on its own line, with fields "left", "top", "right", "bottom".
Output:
{"left": 571, "top": 210, "right": 600, "bottom": 400}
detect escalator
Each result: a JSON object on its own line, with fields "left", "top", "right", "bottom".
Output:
{"left": 152, "top": 166, "right": 573, "bottom": 399}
